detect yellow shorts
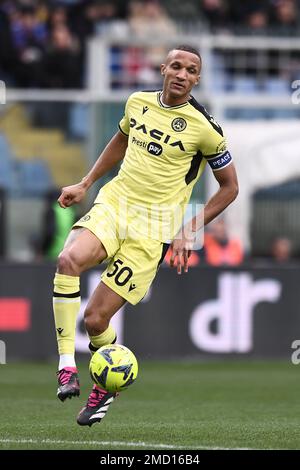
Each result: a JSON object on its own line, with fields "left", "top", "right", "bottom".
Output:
{"left": 74, "top": 203, "right": 169, "bottom": 305}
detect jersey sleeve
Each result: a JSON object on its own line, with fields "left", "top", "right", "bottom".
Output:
{"left": 118, "top": 95, "right": 132, "bottom": 136}
{"left": 201, "top": 125, "right": 233, "bottom": 172}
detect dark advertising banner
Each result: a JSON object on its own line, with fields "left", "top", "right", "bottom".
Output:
{"left": 0, "top": 188, "right": 6, "bottom": 258}
{"left": 0, "top": 263, "right": 299, "bottom": 360}
{"left": 0, "top": 264, "right": 56, "bottom": 360}
{"left": 125, "top": 267, "right": 300, "bottom": 358}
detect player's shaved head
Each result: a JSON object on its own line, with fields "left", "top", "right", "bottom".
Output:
{"left": 167, "top": 45, "right": 202, "bottom": 70}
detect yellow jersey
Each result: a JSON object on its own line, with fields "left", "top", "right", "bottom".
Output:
{"left": 95, "top": 91, "right": 232, "bottom": 241}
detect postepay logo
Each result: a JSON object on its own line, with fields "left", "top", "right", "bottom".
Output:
{"left": 147, "top": 142, "right": 162, "bottom": 156}
{"left": 0, "top": 81, "right": 6, "bottom": 104}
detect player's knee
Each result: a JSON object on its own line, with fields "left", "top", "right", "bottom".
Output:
{"left": 57, "top": 249, "right": 83, "bottom": 275}
{"left": 84, "top": 306, "right": 109, "bottom": 335}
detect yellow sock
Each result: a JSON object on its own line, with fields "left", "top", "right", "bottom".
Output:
{"left": 53, "top": 273, "right": 80, "bottom": 355}
{"left": 89, "top": 325, "right": 117, "bottom": 354}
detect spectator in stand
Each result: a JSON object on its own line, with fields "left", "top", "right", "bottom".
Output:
{"left": 33, "top": 188, "right": 77, "bottom": 261}
{"left": 125, "top": 0, "right": 177, "bottom": 87}
{"left": 228, "top": 1, "right": 267, "bottom": 22}
{"left": 245, "top": 9, "right": 269, "bottom": 34}
{"left": 128, "top": 0, "right": 177, "bottom": 37}
{"left": 204, "top": 218, "right": 244, "bottom": 266}
{"left": 270, "top": 0, "right": 299, "bottom": 35}
{"left": 164, "top": 216, "right": 243, "bottom": 268}
{"left": 0, "top": 1, "right": 17, "bottom": 84}
{"left": 42, "top": 23, "right": 82, "bottom": 88}
{"left": 71, "top": 0, "right": 102, "bottom": 42}
{"left": 271, "top": 236, "right": 293, "bottom": 263}
{"left": 48, "top": 3, "right": 69, "bottom": 31}
{"left": 199, "top": 0, "right": 228, "bottom": 32}
{"left": 7, "top": 3, "right": 48, "bottom": 86}
{"left": 71, "top": 1, "right": 125, "bottom": 41}
{"left": 95, "top": 1, "right": 119, "bottom": 35}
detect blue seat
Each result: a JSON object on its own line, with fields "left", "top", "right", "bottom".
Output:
{"left": 233, "top": 76, "right": 258, "bottom": 93}
{"left": 211, "top": 73, "right": 229, "bottom": 92}
{"left": 0, "top": 134, "right": 15, "bottom": 160}
{"left": 0, "top": 157, "right": 14, "bottom": 191}
{"left": 225, "top": 108, "right": 269, "bottom": 120}
{"left": 269, "top": 109, "right": 298, "bottom": 118}
{"left": 264, "top": 78, "right": 289, "bottom": 95}
{"left": 18, "top": 160, "right": 53, "bottom": 196}
{"left": 0, "top": 135, "right": 15, "bottom": 191}
{"left": 69, "top": 103, "right": 89, "bottom": 139}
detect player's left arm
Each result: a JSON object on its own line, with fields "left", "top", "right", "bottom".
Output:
{"left": 202, "top": 162, "right": 239, "bottom": 226}
{"left": 170, "top": 162, "right": 239, "bottom": 274}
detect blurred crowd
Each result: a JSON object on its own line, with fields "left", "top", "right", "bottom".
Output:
{"left": 163, "top": 218, "right": 298, "bottom": 268}
{"left": 0, "top": 0, "right": 300, "bottom": 88}
{"left": 192, "top": 0, "right": 300, "bottom": 35}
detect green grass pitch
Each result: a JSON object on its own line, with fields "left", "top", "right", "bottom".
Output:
{"left": 0, "top": 360, "right": 300, "bottom": 450}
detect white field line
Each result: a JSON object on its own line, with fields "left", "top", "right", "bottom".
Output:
{"left": 0, "top": 438, "right": 253, "bottom": 450}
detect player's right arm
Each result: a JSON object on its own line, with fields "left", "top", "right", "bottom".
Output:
{"left": 58, "top": 131, "right": 128, "bottom": 208}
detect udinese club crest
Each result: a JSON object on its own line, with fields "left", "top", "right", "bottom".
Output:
{"left": 171, "top": 118, "right": 187, "bottom": 132}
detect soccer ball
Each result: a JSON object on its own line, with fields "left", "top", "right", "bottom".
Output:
{"left": 89, "top": 344, "right": 138, "bottom": 393}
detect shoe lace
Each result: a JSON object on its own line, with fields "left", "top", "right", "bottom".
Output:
{"left": 58, "top": 369, "right": 74, "bottom": 386}
{"left": 87, "top": 387, "right": 107, "bottom": 408}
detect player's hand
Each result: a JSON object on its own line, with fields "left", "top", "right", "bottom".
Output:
{"left": 170, "top": 224, "right": 196, "bottom": 275}
{"left": 57, "top": 182, "right": 87, "bottom": 208}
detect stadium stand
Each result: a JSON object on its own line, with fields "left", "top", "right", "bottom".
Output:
{"left": 69, "top": 103, "right": 89, "bottom": 139}
{"left": 0, "top": 105, "right": 86, "bottom": 193}
{"left": 0, "top": 0, "right": 300, "bottom": 259}
{"left": 251, "top": 179, "right": 300, "bottom": 257}
{"left": 16, "top": 159, "right": 53, "bottom": 196}
{"left": 1, "top": 0, "right": 300, "bottom": 89}
{"left": 0, "top": 135, "right": 15, "bottom": 192}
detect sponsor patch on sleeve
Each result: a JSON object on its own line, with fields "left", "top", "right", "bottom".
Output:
{"left": 206, "top": 150, "right": 233, "bottom": 171}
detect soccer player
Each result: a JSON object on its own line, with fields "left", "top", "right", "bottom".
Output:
{"left": 53, "top": 45, "right": 238, "bottom": 426}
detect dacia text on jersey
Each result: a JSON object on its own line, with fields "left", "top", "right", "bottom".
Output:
{"left": 130, "top": 118, "right": 185, "bottom": 151}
